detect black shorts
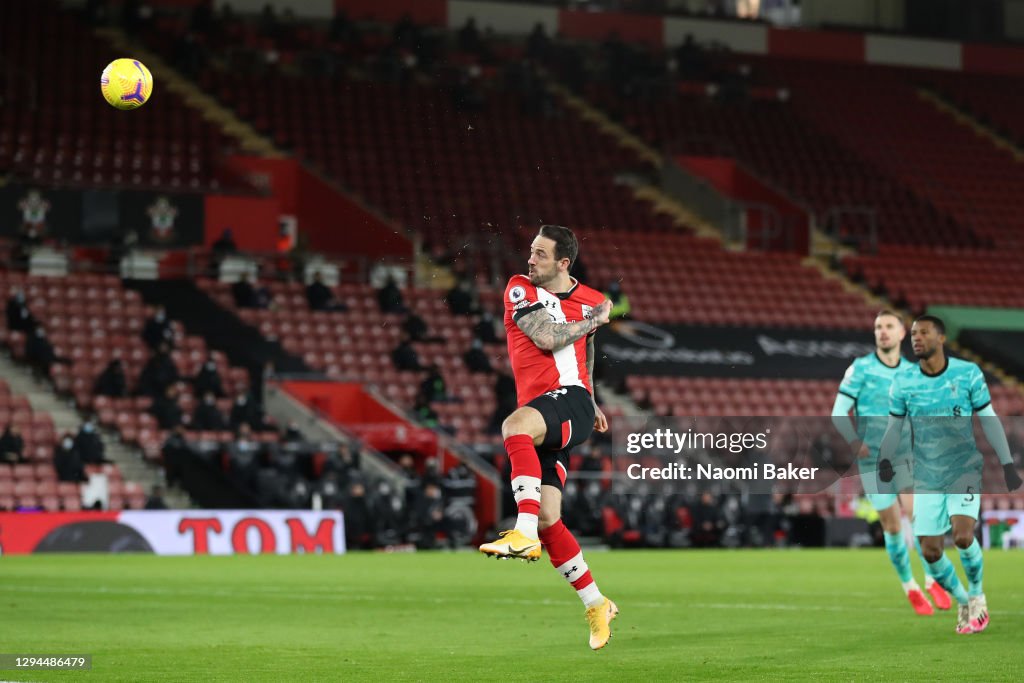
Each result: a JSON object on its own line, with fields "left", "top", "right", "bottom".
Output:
{"left": 525, "top": 385, "right": 595, "bottom": 491}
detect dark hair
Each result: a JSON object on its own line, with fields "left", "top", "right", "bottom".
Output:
{"left": 914, "top": 314, "right": 946, "bottom": 335}
{"left": 875, "top": 309, "right": 904, "bottom": 325}
{"left": 538, "top": 225, "right": 578, "bottom": 270}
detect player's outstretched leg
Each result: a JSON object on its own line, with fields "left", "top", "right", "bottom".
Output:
{"left": 479, "top": 434, "right": 543, "bottom": 561}
{"left": 879, "top": 503, "right": 932, "bottom": 614}
{"left": 540, "top": 519, "right": 617, "bottom": 650}
{"left": 955, "top": 533, "right": 988, "bottom": 633}
{"left": 884, "top": 530, "right": 932, "bottom": 615}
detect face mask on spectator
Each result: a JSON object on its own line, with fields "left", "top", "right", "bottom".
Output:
{"left": 62, "top": 438, "right": 73, "bottom": 449}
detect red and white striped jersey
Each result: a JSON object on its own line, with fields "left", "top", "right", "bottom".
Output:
{"left": 503, "top": 274, "right": 605, "bottom": 406}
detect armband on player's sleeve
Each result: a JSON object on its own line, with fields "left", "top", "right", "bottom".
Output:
{"left": 511, "top": 301, "right": 544, "bottom": 323}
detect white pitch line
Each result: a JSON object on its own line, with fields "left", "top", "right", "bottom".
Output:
{"left": 3, "top": 584, "right": 1023, "bottom": 616}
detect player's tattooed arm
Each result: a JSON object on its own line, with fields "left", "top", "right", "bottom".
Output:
{"left": 516, "top": 300, "right": 612, "bottom": 352}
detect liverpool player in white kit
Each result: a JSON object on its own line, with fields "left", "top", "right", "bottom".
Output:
{"left": 478, "top": 225, "right": 618, "bottom": 650}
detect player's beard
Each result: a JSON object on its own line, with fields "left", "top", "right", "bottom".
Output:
{"left": 912, "top": 344, "right": 935, "bottom": 359}
{"left": 529, "top": 268, "right": 556, "bottom": 287}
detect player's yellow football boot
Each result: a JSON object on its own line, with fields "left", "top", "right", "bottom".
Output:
{"left": 478, "top": 529, "right": 541, "bottom": 561}
{"left": 585, "top": 597, "right": 619, "bottom": 650}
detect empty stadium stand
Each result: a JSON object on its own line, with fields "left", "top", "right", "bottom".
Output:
{"left": 0, "top": 0, "right": 242, "bottom": 191}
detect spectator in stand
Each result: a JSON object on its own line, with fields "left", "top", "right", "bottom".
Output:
{"left": 604, "top": 281, "right": 631, "bottom": 321}
{"left": 211, "top": 228, "right": 238, "bottom": 258}
{"left": 145, "top": 484, "right": 169, "bottom": 510}
{"left": 411, "top": 482, "right": 446, "bottom": 549}
{"left": 258, "top": 3, "right": 279, "bottom": 39}
{"left": 526, "top": 22, "right": 550, "bottom": 60}
{"left": 473, "top": 310, "right": 499, "bottom": 344}
{"left": 74, "top": 417, "right": 107, "bottom": 465}
{"left": 0, "top": 425, "right": 26, "bottom": 464}
{"left": 54, "top": 434, "right": 87, "bottom": 483}
{"left": 418, "top": 363, "right": 447, "bottom": 403}
{"left": 398, "top": 453, "right": 422, "bottom": 508}
{"left": 137, "top": 343, "right": 179, "bottom": 399}
{"left": 151, "top": 385, "right": 183, "bottom": 430}
{"left": 6, "top": 288, "right": 35, "bottom": 332}
{"left": 229, "top": 392, "right": 262, "bottom": 431}
{"left": 578, "top": 446, "right": 605, "bottom": 481}
{"left": 142, "top": 305, "right": 174, "bottom": 350}
{"left": 458, "top": 17, "right": 481, "bottom": 54}
{"left": 335, "top": 441, "right": 360, "bottom": 483}
{"left": 192, "top": 391, "right": 228, "bottom": 431}
{"left": 372, "top": 480, "right": 406, "bottom": 546}
{"left": 305, "top": 271, "right": 347, "bottom": 312}
{"left": 192, "top": 356, "right": 225, "bottom": 398}
{"left": 413, "top": 393, "right": 440, "bottom": 430}
{"left": 402, "top": 310, "right": 444, "bottom": 343}
{"left": 488, "top": 372, "right": 517, "bottom": 434}
{"left": 281, "top": 420, "right": 302, "bottom": 443}
{"left": 422, "top": 457, "right": 443, "bottom": 488}
{"left": 392, "top": 333, "right": 424, "bottom": 372}
{"left": 226, "top": 423, "right": 261, "bottom": 484}
{"left": 377, "top": 275, "right": 406, "bottom": 314}
{"left": 447, "top": 277, "right": 479, "bottom": 316}
{"left": 572, "top": 255, "right": 589, "bottom": 286}
{"left": 161, "top": 425, "right": 190, "bottom": 487}
{"left": 442, "top": 462, "right": 476, "bottom": 506}
{"left": 343, "top": 479, "right": 373, "bottom": 549}
{"left": 315, "top": 470, "right": 343, "bottom": 509}
{"left": 691, "top": 491, "right": 724, "bottom": 548}
{"left": 463, "top": 338, "right": 493, "bottom": 374}
{"left": 26, "top": 327, "right": 66, "bottom": 378}
{"left": 232, "top": 273, "right": 257, "bottom": 309}
{"left": 94, "top": 357, "right": 128, "bottom": 398}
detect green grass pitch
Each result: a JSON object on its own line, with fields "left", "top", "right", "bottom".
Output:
{"left": 1, "top": 549, "right": 1021, "bottom": 681}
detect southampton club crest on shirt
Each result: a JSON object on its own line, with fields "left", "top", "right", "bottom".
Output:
{"left": 147, "top": 195, "right": 178, "bottom": 242}
{"left": 581, "top": 304, "right": 593, "bottom": 320}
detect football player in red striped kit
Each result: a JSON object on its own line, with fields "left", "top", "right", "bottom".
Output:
{"left": 478, "top": 225, "right": 618, "bottom": 650}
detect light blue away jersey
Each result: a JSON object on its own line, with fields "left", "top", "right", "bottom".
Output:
{"left": 839, "top": 352, "right": 910, "bottom": 452}
{"left": 888, "top": 356, "right": 992, "bottom": 492}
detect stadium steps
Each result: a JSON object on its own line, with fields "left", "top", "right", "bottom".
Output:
{"left": 918, "top": 88, "right": 1024, "bottom": 163}
{"left": 124, "top": 279, "right": 313, "bottom": 378}
{"left": 595, "top": 380, "right": 644, "bottom": 418}
{"left": 0, "top": 352, "right": 191, "bottom": 508}
{"left": 93, "top": 28, "right": 281, "bottom": 157}
{"left": 544, "top": 78, "right": 663, "bottom": 169}
{"left": 630, "top": 184, "right": 733, "bottom": 247}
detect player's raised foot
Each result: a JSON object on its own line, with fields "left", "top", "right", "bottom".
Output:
{"left": 968, "top": 594, "right": 989, "bottom": 633}
{"left": 906, "top": 589, "right": 934, "bottom": 616}
{"left": 926, "top": 580, "right": 952, "bottom": 611}
{"left": 956, "top": 604, "right": 974, "bottom": 635}
{"left": 478, "top": 529, "right": 541, "bottom": 562}
{"left": 585, "top": 597, "right": 619, "bottom": 651}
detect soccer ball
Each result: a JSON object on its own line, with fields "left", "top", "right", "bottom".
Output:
{"left": 100, "top": 58, "right": 153, "bottom": 110}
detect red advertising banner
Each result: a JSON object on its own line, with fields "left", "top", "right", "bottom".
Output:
{"left": 0, "top": 511, "right": 345, "bottom": 555}
{"left": 204, "top": 195, "right": 282, "bottom": 251}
